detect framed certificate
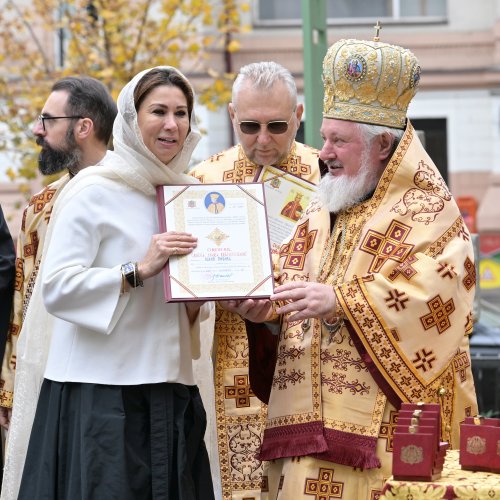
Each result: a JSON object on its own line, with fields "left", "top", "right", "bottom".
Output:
{"left": 255, "top": 166, "right": 317, "bottom": 254}
{"left": 157, "top": 183, "right": 274, "bottom": 302}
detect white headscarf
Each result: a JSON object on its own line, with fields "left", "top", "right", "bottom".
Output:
{"left": 63, "top": 65, "right": 202, "bottom": 196}
{"left": 1, "top": 67, "right": 202, "bottom": 500}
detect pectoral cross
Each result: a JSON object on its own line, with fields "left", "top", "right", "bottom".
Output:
{"left": 373, "top": 20, "right": 382, "bottom": 42}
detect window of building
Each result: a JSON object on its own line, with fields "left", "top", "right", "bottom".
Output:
{"left": 411, "top": 118, "right": 448, "bottom": 184}
{"left": 255, "top": 0, "right": 447, "bottom": 26}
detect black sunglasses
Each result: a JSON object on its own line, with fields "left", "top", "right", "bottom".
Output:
{"left": 236, "top": 110, "right": 295, "bottom": 135}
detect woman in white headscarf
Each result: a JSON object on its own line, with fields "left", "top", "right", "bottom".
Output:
{"left": 16, "top": 67, "right": 214, "bottom": 500}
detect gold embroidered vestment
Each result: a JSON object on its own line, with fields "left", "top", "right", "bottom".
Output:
{"left": 190, "top": 142, "right": 320, "bottom": 499}
{"left": 252, "top": 123, "right": 478, "bottom": 498}
{"left": 0, "top": 175, "right": 70, "bottom": 408}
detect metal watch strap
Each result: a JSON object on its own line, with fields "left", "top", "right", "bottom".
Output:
{"left": 121, "top": 261, "right": 143, "bottom": 288}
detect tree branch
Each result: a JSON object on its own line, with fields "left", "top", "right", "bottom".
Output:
{"left": 6, "top": 0, "right": 53, "bottom": 75}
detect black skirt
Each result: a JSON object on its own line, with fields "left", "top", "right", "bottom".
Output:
{"left": 18, "top": 380, "right": 214, "bottom": 500}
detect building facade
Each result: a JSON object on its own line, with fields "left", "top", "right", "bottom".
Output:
{"left": 2, "top": 0, "right": 500, "bottom": 274}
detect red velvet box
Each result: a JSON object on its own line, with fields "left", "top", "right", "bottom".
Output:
{"left": 397, "top": 404, "right": 441, "bottom": 428}
{"left": 435, "top": 442, "right": 449, "bottom": 467}
{"left": 392, "top": 403, "right": 444, "bottom": 481}
{"left": 396, "top": 417, "right": 440, "bottom": 451}
{"left": 393, "top": 432, "right": 443, "bottom": 481}
{"left": 460, "top": 417, "right": 500, "bottom": 473}
{"left": 399, "top": 403, "right": 441, "bottom": 412}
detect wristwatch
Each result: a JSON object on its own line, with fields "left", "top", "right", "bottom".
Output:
{"left": 121, "top": 261, "right": 143, "bottom": 288}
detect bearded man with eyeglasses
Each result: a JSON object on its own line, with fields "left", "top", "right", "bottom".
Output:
{"left": 190, "top": 61, "right": 321, "bottom": 500}
{"left": 0, "top": 77, "right": 116, "bottom": 497}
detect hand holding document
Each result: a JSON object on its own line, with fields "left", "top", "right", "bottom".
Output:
{"left": 157, "top": 183, "right": 274, "bottom": 301}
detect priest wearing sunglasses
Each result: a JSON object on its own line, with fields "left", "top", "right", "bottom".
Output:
{"left": 190, "top": 61, "right": 321, "bottom": 500}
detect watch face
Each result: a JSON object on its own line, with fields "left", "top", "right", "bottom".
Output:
{"left": 122, "top": 262, "right": 135, "bottom": 275}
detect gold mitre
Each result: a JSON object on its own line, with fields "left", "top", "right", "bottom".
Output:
{"left": 322, "top": 38, "right": 421, "bottom": 129}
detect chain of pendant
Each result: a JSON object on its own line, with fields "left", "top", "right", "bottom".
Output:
{"left": 318, "top": 211, "right": 349, "bottom": 287}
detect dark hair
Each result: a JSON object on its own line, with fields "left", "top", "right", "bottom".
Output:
{"left": 133, "top": 68, "right": 194, "bottom": 120}
{"left": 51, "top": 76, "right": 117, "bottom": 144}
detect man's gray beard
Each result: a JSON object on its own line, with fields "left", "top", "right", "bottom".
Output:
{"left": 37, "top": 128, "right": 82, "bottom": 175}
{"left": 317, "top": 157, "right": 379, "bottom": 214}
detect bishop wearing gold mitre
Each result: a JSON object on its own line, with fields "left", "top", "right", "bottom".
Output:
{"left": 224, "top": 31, "right": 479, "bottom": 499}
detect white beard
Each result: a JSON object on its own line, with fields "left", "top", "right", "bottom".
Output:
{"left": 317, "top": 156, "right": 379, "bottom": 214}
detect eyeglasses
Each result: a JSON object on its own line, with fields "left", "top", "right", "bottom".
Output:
{"left": 235, "top": 110, "right": 295, "bottom": 135}
{"left": 37, "top": 114, "right": 83, "bottom": 132}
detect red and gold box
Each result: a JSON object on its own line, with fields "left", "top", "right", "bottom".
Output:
{"left": 392, "top": 402, "right": 446, "bottom": 481}
{"left": 396, "top": 417, "right": 440, "bottom": 451}
{"left": 460, "top": 416, "right": 500, "bottom": 473}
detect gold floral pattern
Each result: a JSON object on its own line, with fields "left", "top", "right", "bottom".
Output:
{"left": 334, "top": 78, "right": 355, "bottom": 101}
{"left": 378, "top": 87, "right": 399, "bottom": 107}
{"left": 355, "top": 82, "right": 378, "bottom": 104}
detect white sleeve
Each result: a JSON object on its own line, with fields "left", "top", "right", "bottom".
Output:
{"left": 42, "top": 185, "right": 130, "bottom": 335}
{"left": 189, "top": 302, "right": 215, "bottom": 360}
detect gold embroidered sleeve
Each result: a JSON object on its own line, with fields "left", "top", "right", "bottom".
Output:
{"left": 0, "top": 223, "right": 27, "bottom": 408}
